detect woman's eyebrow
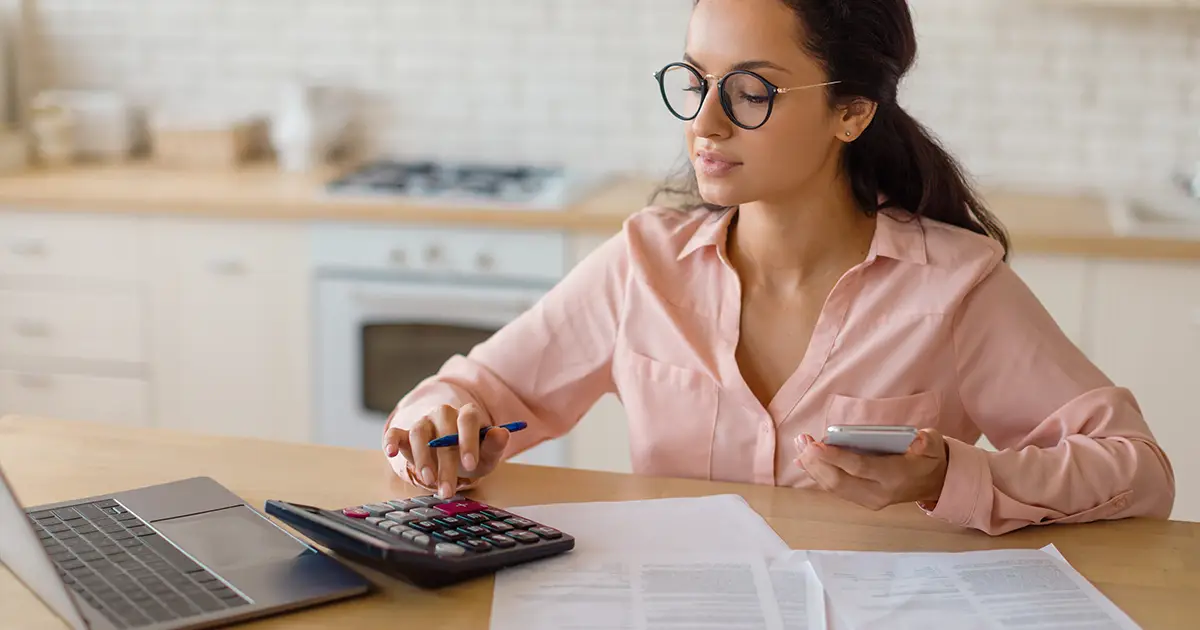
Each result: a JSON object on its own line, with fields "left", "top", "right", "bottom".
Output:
{"left": 682, "top": 53, "right": 790, "bottom": 75}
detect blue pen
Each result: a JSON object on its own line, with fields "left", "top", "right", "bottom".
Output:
{"left": 427, "top": 422, "right": 528, "bottom": 448}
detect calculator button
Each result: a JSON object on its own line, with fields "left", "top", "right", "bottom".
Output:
{"left": 504, "top": 517, "right": 536, "bottom": 529}
{"left": 410, "top": 496, "right": 443, "bottom": 507}
{"left": 410, "top": 521, "right": 440, "bottom": 534}
{"left": 529, "top": 527, "right": 562, "bottom": 540}
{"left": 483, "top": 521, "right": 514, "bottom": 533}
{"left": 458, "top": 525, "right": 490, "bottom": 537}
{"left": 386, "top": 499, "right": 420, "bottom": 511}
{"left": 482, "top": 509, "right": 511, "bottom": 520}
{"left": 484, "top": 534, "right": 517, "bottom": 549}
{"left": 366, "top": 517, "right": 386, "bottom": 526}
{"left": 434, "top": 500, "right": 488, "bottom": 516}
{"left": 410, "top": 507, "right": 443, "bottom": 519}
{"left": 341, "top": 508, "right": 369, "bottom": 519}
{"left": 506, "top": 530, "right": 540, "bottom": 544}
{"left": 433, "top": 529, "right": 467, "bottom": 543}
{"left": 401, "top": 529, "right": 431, "bottom": 546}
{"left": 434, "top": 543, "right": 466, "bottom": 558}
{"left": 362, "top": 504, "right": 393, "bottom": 517}
{"left": 457, "top": 539, "right": 493, "bottom": 553}
{"left": 384, "top": 511, "right": 418, "bottom": 524}
{"left": 433, "top": 516, "right": 466, "bottom": 529}
{"left": 461, "top": 513, "right": 490, "bottom": 524}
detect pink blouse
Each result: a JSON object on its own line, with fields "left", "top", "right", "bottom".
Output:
{"left": 387, "top": 205, "right": 1175, "bottom": 535}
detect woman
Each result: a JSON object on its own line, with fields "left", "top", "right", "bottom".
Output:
{"left": 383, "top": 0, "right": 1175, "bottom": 535}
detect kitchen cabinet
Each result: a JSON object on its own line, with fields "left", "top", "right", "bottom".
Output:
{"left": 1087, "top": 259, "right": 1200, "bottom": 522}
{"left": 146, "top": 220, "right": 311, "bottom": 443}
{"left": 0, "top": 370, "right": 150, "bottom": 427}
{"left": 0, "top": 210, "right": 150, "bottom": 426}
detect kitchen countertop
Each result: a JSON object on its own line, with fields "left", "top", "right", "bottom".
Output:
{"left": 1, "top": 162, "right": 1198, "bottom": 260}
{"left": 5, "top": 415, "right": 1200, "bottom": 629}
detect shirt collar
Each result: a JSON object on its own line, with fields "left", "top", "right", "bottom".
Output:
{"left": 675, "top": 206, "right": 928, "bottom": 266}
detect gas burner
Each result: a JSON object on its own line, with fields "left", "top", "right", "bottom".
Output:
{"left": 326, "top": 159, "right": 605, "bottom": 210}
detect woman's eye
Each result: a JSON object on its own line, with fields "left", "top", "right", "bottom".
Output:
{"left": 684, "top": 86, "right": 703, "bottom": 94}
{"left": 739, "top": 92, "right": 769, "bottom": 105}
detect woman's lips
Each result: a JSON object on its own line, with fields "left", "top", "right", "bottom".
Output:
{"left": 695, "top": 150, "right": 742, "bottom": 177}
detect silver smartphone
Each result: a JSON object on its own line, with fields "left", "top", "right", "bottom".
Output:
{"left": 823, "top": 425, "right": 918, "bottom": 455}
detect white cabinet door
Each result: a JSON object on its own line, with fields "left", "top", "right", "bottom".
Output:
{"left": 147, "top": 219, "right": 311, "bottom": 442}
{"left": 1088, "top": 260, "right": 1200, "bottom": 522}
{"left": 1008, "top": 254, "right": 1091, "bottom": 352}
{"left": 0, "top": 370, "right": 150, "bottom": 427}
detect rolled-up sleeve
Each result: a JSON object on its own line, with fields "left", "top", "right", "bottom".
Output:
{"left": 385, "top": 228, "right": 629, "bottom": 480}
{"left": 929, "top": 262, "right": 1175, "bottom": 535}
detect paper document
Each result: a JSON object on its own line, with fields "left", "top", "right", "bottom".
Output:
{"left": 491, "top": 496, "right": 821, "bottom": 630}
{"left": 508, "top": 495, "right": 789, "bottom": 557}
{"left": 490, "top": 552, "right": 786, "bottom": 630}
{"left": 768, "top": 551, "right": 826, "bottom": 630}
{"left": 808, "top": 547, "right": 1141, "bottom": 630}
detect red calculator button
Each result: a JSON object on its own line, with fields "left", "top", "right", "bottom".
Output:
{"left": 342, "top": 508, "right": 369, "bottom": 519}
{"left": 434, "top": 500, "right": 488, "bottom": 516}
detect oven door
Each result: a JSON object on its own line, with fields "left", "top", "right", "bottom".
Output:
{"left": 314, "top": 276, "right": 568, "bottom": 467}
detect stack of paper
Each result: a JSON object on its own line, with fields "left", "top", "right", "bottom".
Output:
{"left": 490, "top": 496, "right": 1142, "bottom": 630}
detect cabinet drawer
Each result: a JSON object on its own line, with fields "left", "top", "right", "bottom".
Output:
{"left": 313, "top": 223, "right": 567, "bottom": 283}
{"left": 0, "top": 290, "right": 144, "bottom": 363}
{"left": 0, "top": 213, "right": 141, "bottom": 282}
{"left": 0, "top": 370, "right": 149, "bottom": 427}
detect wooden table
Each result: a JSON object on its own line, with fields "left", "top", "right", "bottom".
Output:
{"left": 3, "top": 416, "right": 1198, "bottom": 629}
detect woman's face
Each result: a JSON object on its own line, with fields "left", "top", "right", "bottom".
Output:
{"left": 682, "top": 0, "right": 846, "bottom": 207}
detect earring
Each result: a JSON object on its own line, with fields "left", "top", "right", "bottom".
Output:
{"left": 844, "top": 131, "right": 852, "bottom": 137}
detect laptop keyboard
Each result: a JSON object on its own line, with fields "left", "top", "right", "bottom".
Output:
{"left": 27, "top": 499, "right": 250, "bottom": 629}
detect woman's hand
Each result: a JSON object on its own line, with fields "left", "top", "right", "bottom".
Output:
{"left": 383, "top": 403, "right": 511, "bottom": 498}
{"left": 794, "top": 429, "right": 949, "bottom": 511}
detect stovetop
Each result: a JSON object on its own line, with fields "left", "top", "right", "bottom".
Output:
{"left": 326, "top": 159, "right": 601, "bottom": 210}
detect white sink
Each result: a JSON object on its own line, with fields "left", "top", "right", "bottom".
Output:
{"left": 1106, "top": 189, "right": 1200, "bottom": 239}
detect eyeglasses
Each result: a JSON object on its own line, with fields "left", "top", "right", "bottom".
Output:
{"left": 654, "top": 62, "right": 840, "bottom": 130}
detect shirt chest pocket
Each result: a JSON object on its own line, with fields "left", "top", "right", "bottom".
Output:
{"left": 824, "top": 391, "right": 941, "bottom": 432}
{"left": 617, "top": 349, "right": 718, "bottom": 480}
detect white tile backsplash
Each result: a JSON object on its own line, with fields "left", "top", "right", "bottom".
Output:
{"left": 23, "top": 0, "right": 1200, "bottom": 189}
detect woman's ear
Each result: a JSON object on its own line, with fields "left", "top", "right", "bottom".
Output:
{"left": 837, "top": 98, "right": 879, "bottom": 142}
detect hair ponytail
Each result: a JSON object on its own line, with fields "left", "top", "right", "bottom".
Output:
{"left": 848, "top": 103, "right": 1009, "bottom": 257}
{"left": 658, "top": 0, "right": 1010, "bottom": 259}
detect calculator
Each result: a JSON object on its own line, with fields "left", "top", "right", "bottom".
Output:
{"left": 264, "top": 494, "right": 574, "bottom": 588}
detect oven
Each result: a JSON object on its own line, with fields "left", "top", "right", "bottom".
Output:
{"left": 312, "top": 222, "right": 571, "bottom": 468}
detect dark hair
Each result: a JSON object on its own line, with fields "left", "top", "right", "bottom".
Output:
{"left": 654, "top": 0, "right": 1010, "bottom": 258}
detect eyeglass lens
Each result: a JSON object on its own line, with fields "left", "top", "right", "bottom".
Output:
{"left": 659, "top": 65, "right": 773, "bottom": 128}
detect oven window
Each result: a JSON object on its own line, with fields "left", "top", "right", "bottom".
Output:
{"left": 361, "top": 323, "right": 497, "bottom": 415}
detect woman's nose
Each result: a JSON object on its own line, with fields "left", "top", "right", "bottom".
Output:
{"left": 690, "top": 88, "right": 732, "bottom": 140}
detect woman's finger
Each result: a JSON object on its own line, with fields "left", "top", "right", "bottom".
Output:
{"left": 814, "top": 443, "right": 885, "bottom": 480}
{"left": 407, "top": 418, "right": 437, "bottom": 487}
{"left": 456, "top": 403, "right": 487, "bottom": 472}
{"left": 430, "top": 406, "right": 461, "bottom": 498}
{"left": 383, "top": 426, "right": 407, "bottom": 459}
{"left": 470, "top": 427, "right": 511, "bottom": 477}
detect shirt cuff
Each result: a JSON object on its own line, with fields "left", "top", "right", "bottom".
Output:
{"left": 920, "top": 437, "right": 989, "bottom": 527}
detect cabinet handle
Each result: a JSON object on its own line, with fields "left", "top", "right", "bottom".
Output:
{"left": 14, "top": 319, "right": 51, "bottom": 338}
{"left": 424, "top": 245, "right": 444, "bottom": 264}
{"left": 9, "top": 238, "right": 47, "bottom": 257}
{"left": 208, "top": 258, "right": 247, "bottom": 275}
{"left": 15, "top": 373, "right": 53, "bottom": 389}
{"left": 476, "top": 253, "right": 496, "bottom": 272}
{"left": 389, "top": 248, "right": 409, "bottom": 266}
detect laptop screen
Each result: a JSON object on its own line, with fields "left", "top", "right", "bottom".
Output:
{"left": 0, "top": 462, "right": 89, "bottom": 630}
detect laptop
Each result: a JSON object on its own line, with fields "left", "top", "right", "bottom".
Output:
{"left": 0, "top": 463, "right": 372, "bottom": 629}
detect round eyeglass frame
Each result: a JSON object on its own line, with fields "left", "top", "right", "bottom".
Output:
{"left": 654, "top": 62, "right": 841, "bottom": 130}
